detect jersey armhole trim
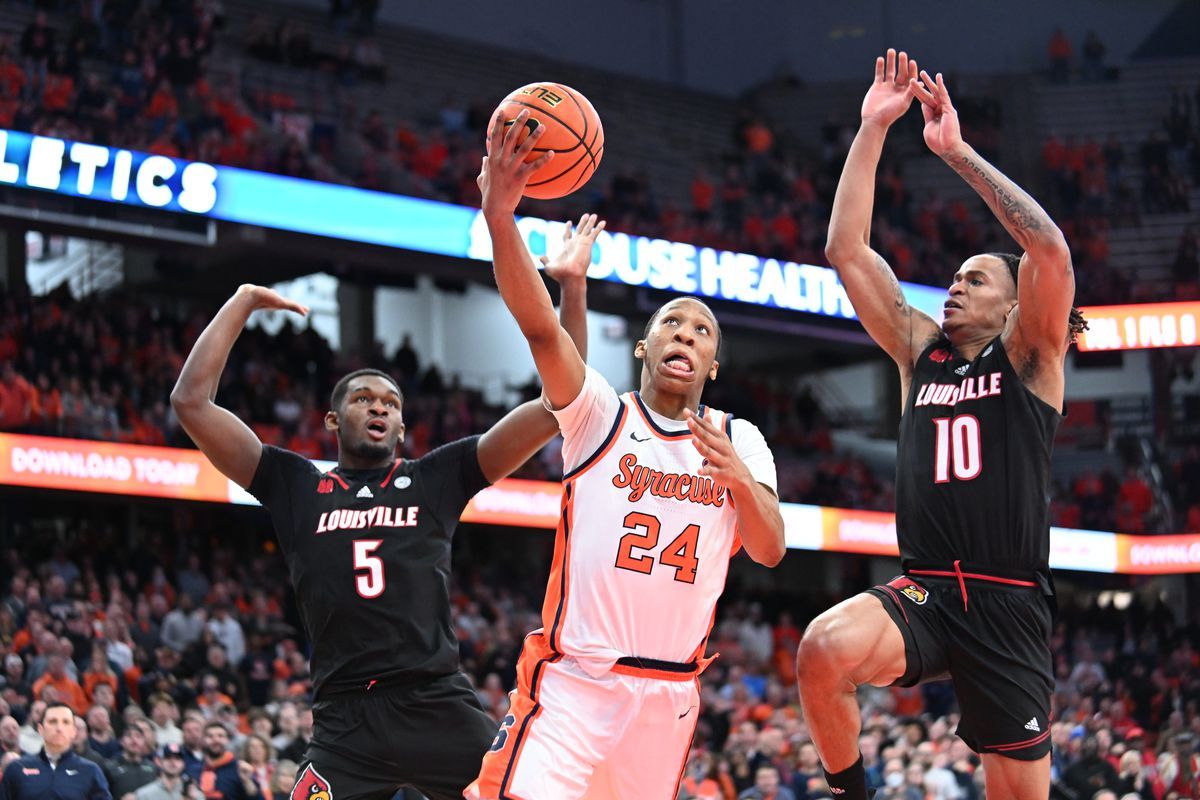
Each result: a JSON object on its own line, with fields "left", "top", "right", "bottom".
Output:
{"left": 562, "top": 397, "right": 628, "bottom": 482}
{"left": 323, "top": 470, "right": 350, "bottom": 490}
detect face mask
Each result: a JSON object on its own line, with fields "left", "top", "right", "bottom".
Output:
{"left": 886, "top": 772, "right": 904, "bottom": 788}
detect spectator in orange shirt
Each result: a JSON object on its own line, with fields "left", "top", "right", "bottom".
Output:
{"left": 32, "top": 654, "right": 88, "bottom": 714}
{"left": 30, "top": 374, "right": 62, "bottom": 434}
{"left": 196, "top": 675, "right": 234, "bottom": 717}
{"left": 81, "top": 646, "right": 119, "bottom": 705}
{"left": 691, "top": 170, "right": 715, "bottom": 222}
{"left": 1049, "top": 26, "right": 1072, "bottom": 82}
{"left": 0, "top": 364, "right": 34, "bottom": 431}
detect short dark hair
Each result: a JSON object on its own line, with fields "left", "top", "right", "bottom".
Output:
{"left": 330, "top": 369, "right": 403, "bottom": 411}
{"left": 983, "top": 252, "right": 1088, "bottom": 345}
{"left": 40, "top": 702, "right": 75, "bottom": 722}
{"left": 642, "top": 297, "right": 722, "bottom": 357}
{"left": 204, "top": 721, "right": 229, "bottom": 736}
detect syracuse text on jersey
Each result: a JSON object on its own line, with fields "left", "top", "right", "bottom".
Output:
{"left": 610, "top": 452, "right": 727, "bottom": 506}
{"left": 315, "top": 506, "right": 420, "bottom": 533}
{"left": 914, "top": 372, "right": 1003, "bottom": 408}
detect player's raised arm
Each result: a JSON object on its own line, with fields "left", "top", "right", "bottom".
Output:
{"left": 478, "top": 109, "right": 593, "bottom": 411}
{"left": 913, "top": 70, "right": 1074, "bottom": 352}
{"left": 825, "top": 50, "right": 941, "bottom": 369}
{"left": 477, "top": 218, "right": 601, "bottom": 483}
{"left": 171, "top": 285, "right": 308, "bottom": 489}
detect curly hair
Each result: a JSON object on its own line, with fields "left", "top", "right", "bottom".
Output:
{"left": 986, "top": 252, "right": 1089, "bottom": 345}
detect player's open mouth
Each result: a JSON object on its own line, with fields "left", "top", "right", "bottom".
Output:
{"left": 366, "top": 420, "right": 388, "bottom": 440}
{"left": 944, "top": 300, "right": 962, "bottom": 314}
{"left": 662, "top": 354, "right": 695, "bottom": 377}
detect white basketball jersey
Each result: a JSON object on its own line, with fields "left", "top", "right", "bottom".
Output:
{"left": 542, "top": 369, "right": 776, "bottom": 678}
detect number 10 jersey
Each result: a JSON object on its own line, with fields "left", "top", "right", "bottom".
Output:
{"left": 896, "top": 336, "right": 1062, "bottom": 580}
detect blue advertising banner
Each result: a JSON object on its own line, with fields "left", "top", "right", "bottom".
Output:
{"left": 0, "top": 128, "right": 947, "bottom": 322}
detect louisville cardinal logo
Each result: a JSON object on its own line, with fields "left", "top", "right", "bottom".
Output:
{"left": 290, "top": 765, "right": 332, "bottom": 800}
{"left": 928, "top": 349, "right": 951, "bottom": 364}
{"left": 888, "top": 576, "right": 928, "bottom": 605}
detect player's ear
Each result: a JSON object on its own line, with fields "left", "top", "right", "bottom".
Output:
{"left": 634, "top": 340, "right": 647, "bottom": 359}
{"left": 396, "top": 422, "right": 406, "bottom": 443}
{"left": 324, "top": 410, "right": 339, "bottom": 432}
{"left": 709, "top": 360, "right": 719, "bottom": 381}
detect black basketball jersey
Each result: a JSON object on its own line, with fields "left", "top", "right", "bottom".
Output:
{"left": 895, "top": 336, "right": 1062, "bottom": 579}
{"left": 248, "top": 436, "right": 490, "bottom": 699}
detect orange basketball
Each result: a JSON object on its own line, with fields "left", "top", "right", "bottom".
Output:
{"left": 487, "top": 82, "right": 604, "bottom": 199}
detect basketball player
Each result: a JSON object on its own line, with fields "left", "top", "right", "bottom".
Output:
{"left": 467, "top": 110, "right": 786, "bottom": 799}
{"left": 796, "top": 50, "right": 1085, "bottom": 800}
{"left": 169, "top": 230, "right": 599, "bottom": 800}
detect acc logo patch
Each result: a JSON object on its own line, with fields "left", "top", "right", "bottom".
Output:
{"left": 929, "top": 349, "right": 951, "bottom": 363}
{"left": 290, "top": 764, "right": 332, "bottom": 800}
{"left": 888, "top": 576, "right": 928, "bottom": 605}
{"left": 394, "top": 476, "right": 412, "bottom": 489}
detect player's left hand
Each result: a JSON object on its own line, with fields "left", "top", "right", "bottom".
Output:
{"left": 685, "top": 409, "right": 753, "bottom": 492}
{"left": 910, "top": 70, "right": 965, "bottom": 157}
{"left": 542, "top": 213, "right": 606, "bottom": 284}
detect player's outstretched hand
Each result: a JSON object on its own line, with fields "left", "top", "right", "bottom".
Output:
{"left": 910, "top": 70, "right": 964, "bottom": 157}
{"left": 478, "top": 108, "right": 555, "bottom": 218}
{"left": 542, "top": 213, "right": 606, "bottom": 284}
{"left": 685, "top": 409, "right": 753, "bottom": 493}
{"left": 861, "top": 48, "right": 920, "bottom": 128}
{"left": 235, "top": 284, "right": 309, "bottom": 316}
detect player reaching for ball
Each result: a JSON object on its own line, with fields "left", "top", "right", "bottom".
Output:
{"left": 467, "top": 109, "right": 786, "bottom": 799}
{"left": 796, "top": 50, "right": 1086, "bottom": 800}
{"left": 169, "top": 231, "right": 600, "bottom": 800}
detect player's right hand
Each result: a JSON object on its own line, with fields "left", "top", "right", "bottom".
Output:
{"left": 860, "top": 48, "right": 920, "bottom": 128}
{"left": 478, "top": 108, "right": 554, "bottom": 218}
{"left": 236, "top": 284, "right": 309, "bottom": 316}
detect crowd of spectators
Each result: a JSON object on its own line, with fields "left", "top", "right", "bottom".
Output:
{"left": 5, "top": 0, "right": 340, "bottom": 185}
{"left": 3, "top": 283, "right": 1198, "bottom": 533}
{"left": 0, "top": 522, "right": 1197, "bottom": 800}
{"left": 3, "top": 6, "right": 1189, "bottom": 313}
{"left": 1039, "top": 80, "right": 1200, "bottom": 304}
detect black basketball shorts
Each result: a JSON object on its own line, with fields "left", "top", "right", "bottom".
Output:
{"left": 867, "top": 574, "right": 1055, "bottom": 760}
{"left": 291, "top": 672, "right": 498, "bottom": 800}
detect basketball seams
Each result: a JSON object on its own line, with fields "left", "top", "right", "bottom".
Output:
{"left": 560, "top": 84, "right": 604, "bottom": 173}
{"left": 494, "top": 82, "right": 603, "bottom": 198}
{"left": 503, "top": 100, "right": 585, "bottom": 154}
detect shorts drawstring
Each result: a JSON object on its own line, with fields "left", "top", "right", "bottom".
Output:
{"left": 953, "top": 559, "right": 968, "bottom": 613}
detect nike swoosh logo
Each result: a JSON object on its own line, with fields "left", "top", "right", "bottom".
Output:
{"left": 678, "top": 706, "right": 695, "bottom": 719}
{"left": 630, "top": 432, "right": 651, "bottom": 443}
{"left": 66, "top": 770, "right": 77, "bottom": 775}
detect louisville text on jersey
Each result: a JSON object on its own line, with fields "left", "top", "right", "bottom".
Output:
{"left": 315, "top": 506, "right": 420, "bottom": 533}
{"left": 914, "top": 372, "right": 1003, "bottom": 408}
{"left": 610, "top": 452, "right": 727, "bottom": 506}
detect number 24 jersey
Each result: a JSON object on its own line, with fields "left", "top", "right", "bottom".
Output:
{"left": 543, "top": 367, "right": 778, "bottom": 678}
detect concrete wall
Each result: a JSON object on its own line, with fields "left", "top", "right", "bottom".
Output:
{"left": 292, "top": 0, "right": 1176, "bottom": 95}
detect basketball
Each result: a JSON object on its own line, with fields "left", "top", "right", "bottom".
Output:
{"left": 487, "top": 82, "right": 604, "bottom": 199}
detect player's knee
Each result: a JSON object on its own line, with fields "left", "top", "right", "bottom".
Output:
{"left": 796, "top": 611, "right": 857, "bottom": 683}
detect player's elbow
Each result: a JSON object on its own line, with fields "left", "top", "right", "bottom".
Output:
{"left": 169, "top": 385, "right": 199, "bottom": 413}
{"left": 748, "top": 535, "right": 786, "bottom": 567}
{"left": 823, "top": 238, "right": 864, "bottom": 270}
{"left": 169, "top": 383, "right": 210, "bottom": 422}
{"left": 1031, "top": 229, "right": 1072, "bottom": 269}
